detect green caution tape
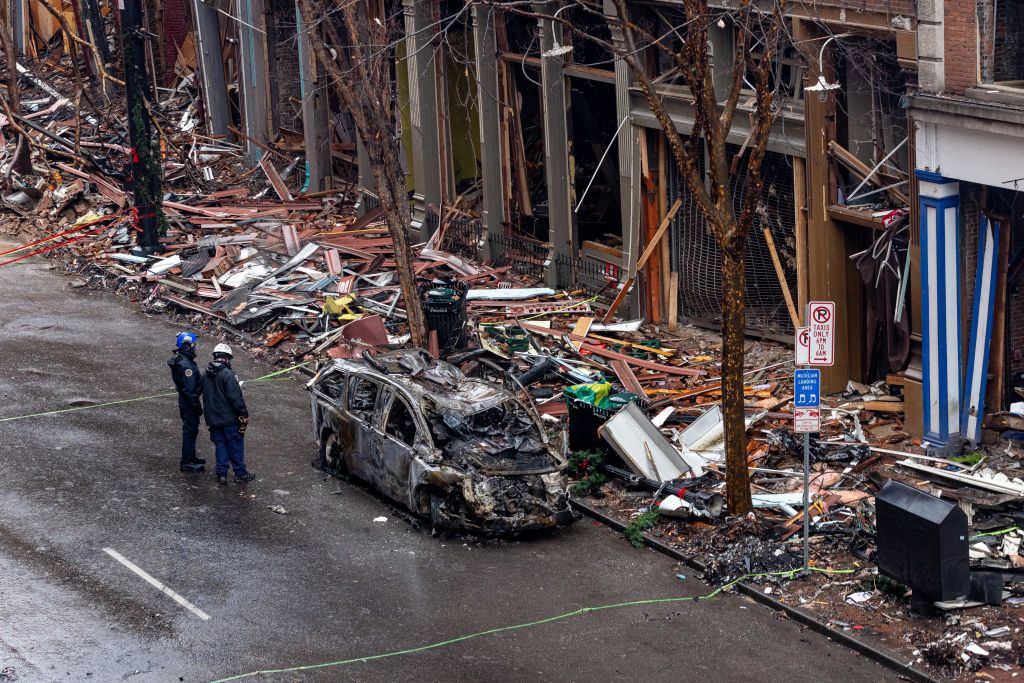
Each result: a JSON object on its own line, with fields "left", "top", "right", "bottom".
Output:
{"left": 208, "top": 566, "right": 854, "bottom": 683}
{"left": 0, "top": 361, "right": 312, "bottom": 424}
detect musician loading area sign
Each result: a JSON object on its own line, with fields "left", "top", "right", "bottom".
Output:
{"left": 793, "top": 369, "right": 821, "bottom": 433}
{"left": 807, "top": 301, "right": 835, "bottom": 366}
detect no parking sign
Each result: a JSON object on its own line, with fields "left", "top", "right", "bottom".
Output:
{"left": 807, "top": 301, "right": 834, "bottom": 366}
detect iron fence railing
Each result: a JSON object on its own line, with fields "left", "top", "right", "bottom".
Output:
{"left": 555, "top": 254, "right": 621, "bottom": 300}
{"left": 488, "top": 232, "right": 551, "bottom": 280}
{"left": 440, "top": 216, "right": 484, "bottom": 260}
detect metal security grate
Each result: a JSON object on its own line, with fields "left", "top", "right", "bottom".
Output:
{"left": 488, "top": 232, "right": 551, "bottom": 280}
{"left": 555, "top": 254, "right": 621, "bottom": 301}
{"left": 671, "top": 146, "right": 797, "bottom": 338}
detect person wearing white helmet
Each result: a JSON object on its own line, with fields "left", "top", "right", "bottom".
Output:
{"left": 201, "top": 343, "right": 255, "bottom": 485}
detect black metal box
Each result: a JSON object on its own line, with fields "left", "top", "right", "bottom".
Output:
{"left": 875, "top": 480, "right": 970, "bottom": 603}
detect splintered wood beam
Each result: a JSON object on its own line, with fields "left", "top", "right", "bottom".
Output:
{"left": 637, "top": 198, "right": 682, "bottom": 271}
{"left": 602, "top": 277, "right": 633, "bottom": 323}
{"left": 762, "top": 226, "right": 800, "bottom": 330}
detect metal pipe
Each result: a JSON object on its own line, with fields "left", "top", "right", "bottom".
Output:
{"left": 846, "top": 137, "right": 908, "bottom": 201}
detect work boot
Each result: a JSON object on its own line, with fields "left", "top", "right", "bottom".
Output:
{"left": 235, "top": 472, "right": 256, "bottom": 483}
{"left": 218, "top": 475, "right": 228, "bottom": 486}
{"left": 180, "top": 462, "right": 204, "bottom": 473}
{"left": 193, "top": 457, "right": 207, "bottom": 465}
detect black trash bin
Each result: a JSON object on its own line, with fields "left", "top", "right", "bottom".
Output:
{"left": 566, "top": 392, "right": 637, "bottom": 456}
{"left": 422, "top": 284, "right": 467, "bottom": 356}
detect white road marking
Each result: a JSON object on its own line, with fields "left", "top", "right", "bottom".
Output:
{"left": 102, "top": 547, "right": 210, "bottom": 621}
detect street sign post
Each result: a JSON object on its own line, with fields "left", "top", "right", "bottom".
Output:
{"left": 807, "top": 301, "right": 835, "bottom": 366}
{"left": 795, "top": 326, "right": 810, "bottom": 366}
{"left": 793, "top": 368, "right": 821, "bottom": 570}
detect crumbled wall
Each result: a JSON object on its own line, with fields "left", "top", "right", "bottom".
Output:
{"left": 267, "top": 0, "right": 302, "bottom": 134}
{"left": 960, "top": 183, "right": 981, "bottom": 348}
{"left": 161, "top": 0, "right": 189, "bottom": 83}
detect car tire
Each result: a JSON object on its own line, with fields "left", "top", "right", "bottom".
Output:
{"left": 316, "top": 430, "right": 347, "bottom": 476}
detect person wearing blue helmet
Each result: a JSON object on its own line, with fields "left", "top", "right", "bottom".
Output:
{"left": 167, "top": 331, "right": 206, "bottom": 472}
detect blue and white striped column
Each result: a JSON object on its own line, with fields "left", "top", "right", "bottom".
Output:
{"left": 917, "top": 170, "right": 961, "bottom": 445}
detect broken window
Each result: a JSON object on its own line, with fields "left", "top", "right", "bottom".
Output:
{"left": 980, "top": 0, "right": 1024, "bottom": 86}
{"left": 348, "top": 377, "right": 379, "bottom": 422}
{"left": 321, "top": 374, "right": 346, "bottom": 400}
{"left": 385, "top": 396, "right": 418, "bottom": 446}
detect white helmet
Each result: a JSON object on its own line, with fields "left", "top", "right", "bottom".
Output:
{"left": 213, "top": 343, "right": 233, "bottom": 357}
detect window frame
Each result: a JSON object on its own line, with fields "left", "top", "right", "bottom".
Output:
{"left": 380, "top": 390, "right": 421, "bottom": 448}
{"left": 346, "top": 374, "right": 382, "bottom": 425}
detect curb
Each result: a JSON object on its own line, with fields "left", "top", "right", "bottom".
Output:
{"left": 569, "top": 498, "right": 935, "bottom": 683}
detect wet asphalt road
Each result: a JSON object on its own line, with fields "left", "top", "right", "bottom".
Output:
{"left": 0, "top": 250, "right": 899, "bottom": 682}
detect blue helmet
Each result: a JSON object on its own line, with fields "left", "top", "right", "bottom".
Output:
{"left": 176, "top": 331, "right": 198, "bottom": 348}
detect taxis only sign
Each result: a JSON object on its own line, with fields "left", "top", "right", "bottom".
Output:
{"left": 807, "top": 301, "right": 835, "bottom": 366}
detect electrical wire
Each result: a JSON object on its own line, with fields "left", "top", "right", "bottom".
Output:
{"left": 208, "top": 565, "right": 855, "bottom": 683}
{"left": 0, "top": 362, "right": 312, "bottom": 423}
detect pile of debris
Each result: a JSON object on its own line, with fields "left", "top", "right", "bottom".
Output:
{"left": 8, "top": 47, "right": 1024, "bottom": 683}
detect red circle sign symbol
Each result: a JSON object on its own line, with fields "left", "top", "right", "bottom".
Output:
{"left": 799, "top": 330, "right": 809, "bottom": 346}
{"left": 812, "top": 306, "right": 831, "bottom": 324}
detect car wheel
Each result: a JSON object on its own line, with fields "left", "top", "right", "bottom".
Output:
{"left": 317, "top": 430, "right": 347, "bottom": 475}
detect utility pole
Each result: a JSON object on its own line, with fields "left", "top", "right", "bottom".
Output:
{"left": 119, "top": 0, "right": 163, "bottom": 254}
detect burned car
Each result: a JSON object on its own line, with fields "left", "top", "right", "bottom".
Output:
{"left": 308, "top": 349, "right": 576, "bottom": 534}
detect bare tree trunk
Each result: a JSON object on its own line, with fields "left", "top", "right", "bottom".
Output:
{"left": 0, "top": 18, "right": 31, "bottom": 175}
{"left": 298, "top": 0, "right": 427, "bottom": 348}
{"left": 368, "top": 132, "right": 428, "bottom": 349}
{"left": 720, "top": 237, "right": 751, "bottom": 514}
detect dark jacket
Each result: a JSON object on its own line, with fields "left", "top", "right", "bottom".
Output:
{"left": 202, "top": 361, "right": 249, "bottom": 427}
{"left": 168, "top": 347, "right": 203, "bottom": 409}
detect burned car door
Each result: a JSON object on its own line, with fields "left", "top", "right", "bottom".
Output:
{"left": 371, "top": 388, "right": 424, "bottom": 502}
{"left": 311, "top": 368, "right": 348, "bottom": 471}
{"left": 344, "top": 374, "right": 383, "bottom": 482}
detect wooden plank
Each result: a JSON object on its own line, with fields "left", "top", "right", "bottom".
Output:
{"left": 827, "top": 139, "right": 909, "bottom": 205}
{"left": 986, "top": 212, "right": 1011, "bottom": 413}
{"left": 580, "top": 240, "right": 624, "bottom": 260}
{"left": 637, "top": 198, "right": 682, "bottom": 271}
{"left": 583, "top": 332, "right": 673, "bottom": 357}
{"left": 658, "top": 132, "right": 671, "bottom": 331}
{"left": 518, "top": 322, "right": 705, "bottom": 376}
{"left": 642, "top": 175, "right": 660, "bottom": 324}
{"left": 601, "top": 278, "right": 633, "bottom": 323}
{"left": 827, "top": 204, "right": 887, "bottom": 230}
{"left": 639, "top": 129, "right": 660, "bottom": 324}
{"left": 793, "top": 157, "right": 808, "bottom": 320}
{"left": 668, "top": 271, "right": 679, "bottom": 330}
{"left": 848, "top": 400, "right": 905, "bottom": 413}
{"left": 259, "top": 157, "right": 293, "bottom": 201}
{"left": 885, "top": 373, "right": 907, "bottom": 386}
{"left": 762, "top": 226, "right": 800, "bottom": 330}
{"left": 610, "top": 359, "right": 647, "bottom": 398}
{"left": 570, "top": 316, "right": 593, "bottom": 350}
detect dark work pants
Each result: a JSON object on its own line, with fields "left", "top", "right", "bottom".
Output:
{"left": 178, "top": 398, "right": 201, "bottom": 466}
{"left": 209, "top": 423, "right": 248, "bottom": 477}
